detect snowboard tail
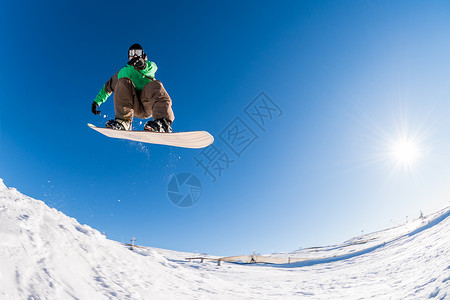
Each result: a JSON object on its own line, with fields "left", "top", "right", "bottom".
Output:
{"left": 88, "top": 123, "right": 213, "bottom": 149}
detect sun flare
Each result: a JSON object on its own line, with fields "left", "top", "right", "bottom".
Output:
{"left": 357, "top": 108, "right": 432, "bottom": 178}
{"left": 391, "top": 139, "right": 421, "bottom": 166}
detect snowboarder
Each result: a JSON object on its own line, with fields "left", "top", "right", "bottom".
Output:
{"left": 91, "top": 43, "right": 174, "bottom": 132}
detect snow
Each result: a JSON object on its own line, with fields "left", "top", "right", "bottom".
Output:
{"left": 0, "top": 178, "right": 449, "bottom": 299}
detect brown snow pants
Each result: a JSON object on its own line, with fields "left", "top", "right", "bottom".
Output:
{"left": 113, "top": 77, "right": 175, "bottom": 123}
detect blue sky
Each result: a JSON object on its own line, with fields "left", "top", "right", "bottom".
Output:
{"left": 1, "top": 1, "right": 450, "bottom": 256}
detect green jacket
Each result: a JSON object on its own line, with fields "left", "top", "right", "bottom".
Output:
{"left": 94, "top": 61, "right": 157, "bottom": 105}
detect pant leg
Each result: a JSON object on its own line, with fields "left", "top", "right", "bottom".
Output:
{"left": 113, "top": 77, "right": 143, "bottom": 122}
{"left": 139, "top": 80, "right": 175, "bottom": 122}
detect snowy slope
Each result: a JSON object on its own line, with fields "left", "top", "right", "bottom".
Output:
{"left": 268, "top": 207, "right": 449, "bottom": 262}
{"left": 0, "top": 179, "right": 449, "bottom": 300}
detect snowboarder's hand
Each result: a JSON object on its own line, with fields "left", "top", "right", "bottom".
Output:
{"left": 91, "top": 101, "right": 101, "bottom": 115}
{"left": 128, "top": 56, "right": 146, "bottom": 70}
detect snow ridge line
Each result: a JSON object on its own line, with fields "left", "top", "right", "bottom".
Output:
{"left": 245, "top": 207, "right": 450, "bottom": 268}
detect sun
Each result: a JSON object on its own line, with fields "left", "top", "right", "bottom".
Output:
{"left": 383, "top": 129, "right": 429, "bottom": 176}
{"left": 391, "top": 138, "right": 421, "bottom": 166}
{"left": 351, "top": 100, "right": 435, "bottom": 179}
{"left": 356, "top": 110, "right": 431, "bottom": 178}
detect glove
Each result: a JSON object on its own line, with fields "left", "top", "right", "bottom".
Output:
{"left": 128, "top": 56, "right": 146, "bottom": 70}
{"left": 91, "top": 101, "right": 101, "bottom": 115}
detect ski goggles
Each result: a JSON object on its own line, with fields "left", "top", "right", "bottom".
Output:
{"left": 128, "top": 49, "right": 143, "bottom": 57}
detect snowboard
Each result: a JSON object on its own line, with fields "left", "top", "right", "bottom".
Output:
{"left": 88, "top": 123, "right": 214, "bottom": 149}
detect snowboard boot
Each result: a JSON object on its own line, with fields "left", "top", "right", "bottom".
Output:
{"left": 144, "top": 118, "right": 172, "bottom": 133}
{"left": 105, "top": 119, "right": 131, "bottom": 130}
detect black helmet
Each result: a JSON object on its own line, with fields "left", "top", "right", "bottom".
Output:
{"left": 128, "top": 43, "right": 144, "bottom": 57}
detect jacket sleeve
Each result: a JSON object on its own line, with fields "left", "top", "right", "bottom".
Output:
{"left": 93, "top": 70, "right": 120, "bottom": 105}
{"left": 144, "top": 61, "right": 157, "bottom": 79}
